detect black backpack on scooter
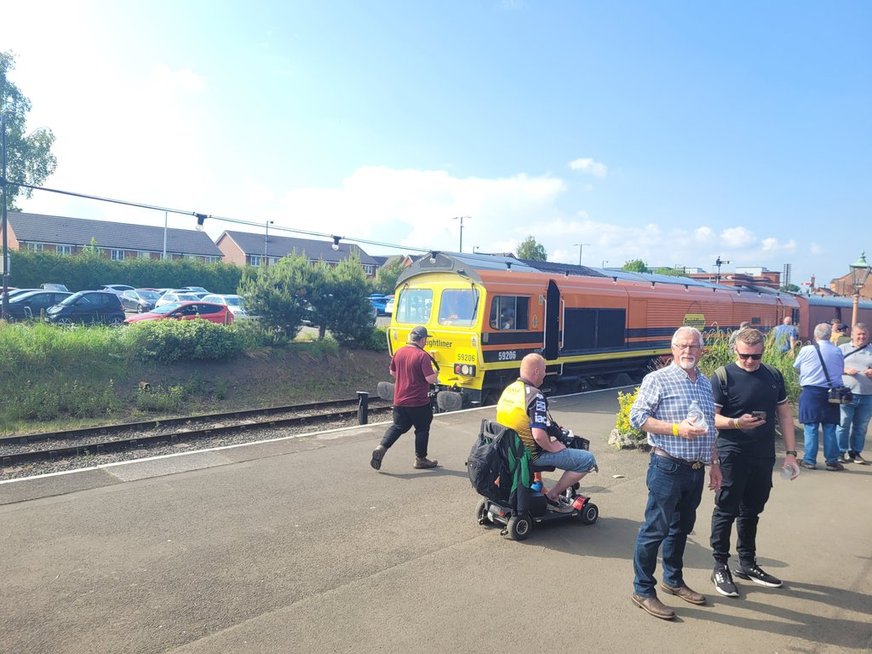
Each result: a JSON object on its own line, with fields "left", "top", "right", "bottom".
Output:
{"left": 467, "top": 419, "right": 532, "bottom": 504}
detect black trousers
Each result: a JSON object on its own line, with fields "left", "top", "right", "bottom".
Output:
{"left": 710, "top": 450, "right": 774, "bottom": 567}
{"left": 380, "top": 404, "right": 433, "bottom": 459}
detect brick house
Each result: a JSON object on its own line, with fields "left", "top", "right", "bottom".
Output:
{"left": 215, "top": 230, "right": 379, "bottom": 277}
{"left": 2, "top": 212, "right": 223, "bottom": 262}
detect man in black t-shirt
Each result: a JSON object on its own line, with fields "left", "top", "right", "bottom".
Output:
{"left": 709, "top": 328, "right": 799, "bottom": 598}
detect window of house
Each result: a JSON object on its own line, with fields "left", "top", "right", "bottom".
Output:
{"left": 488, "top": 296, "right": 530, "bottom": 330}
{"left": 110, "top": 249, "right": 124, "bottom": 261}
{"left": 138, "top": 251, "right": 151, "bottom": 259}
{"left": 250, "top": 255, "right": 262, "bottom": 267}
{"left": 27, "top": 243, "right": 44, "bottom": 252}
{"left": 396, "top": 289, "right": 433, "bottom": 324}
{"left": 56, "top": 245, "right": 72, "bottom": 255}
{"left": 438, "top": 288, "right": 479, "bottom": 326}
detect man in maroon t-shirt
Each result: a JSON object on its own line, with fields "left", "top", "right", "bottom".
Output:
{"left": 371, "top": 326, "right": 440, "bottom": 470}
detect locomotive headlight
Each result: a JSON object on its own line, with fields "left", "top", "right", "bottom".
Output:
{"left": 454, "top": 363, "right": 476, "bottom": 377}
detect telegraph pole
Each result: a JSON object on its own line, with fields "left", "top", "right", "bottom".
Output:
{"left": 1, "top": 112, "right": 9, "bottom": 321}
{"left": 453, "top": 216, "right": 470, "bottom": 253}
{"left": 575, "top": 242, "right": 590, "bottom": 266}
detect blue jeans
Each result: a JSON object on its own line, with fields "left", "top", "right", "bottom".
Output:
{"left": 836, "top": 394, "right": 872, "bottom": 456}
{"left": 535, "top": 447, "right": 597, "bottom": 473}
{"left": 633, "top": 454, "right": 705, "bottom": 597}
{"left": 802, "top": 423, "right": 839, "bottom": 466}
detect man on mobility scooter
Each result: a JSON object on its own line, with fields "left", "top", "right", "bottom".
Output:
{"left": 469, "top": 353, "right": 599, "bottom": 539}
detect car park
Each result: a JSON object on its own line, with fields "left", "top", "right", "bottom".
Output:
{"left": 124, "top": 301, "right": 234, "bottom": 325}
{"left": 120, "top": 289, "right": 164, "bottom": 313}
{"left": 155, "top": 291, "right": 201, "bottom": 308}
{"left": 4, "top": 290, "right": 73, "bottom": 321}
{"left": 45, "top": 291, "right": 126, "bottom": 325}
{"left": 201, "top": 294, "right": 248, "bottom": 318}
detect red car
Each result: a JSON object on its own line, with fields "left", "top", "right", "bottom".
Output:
{"left": 124, "top": 301, "right": 234, "bottom": 325}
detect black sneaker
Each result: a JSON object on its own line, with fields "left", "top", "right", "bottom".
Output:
{"left": 712, "top": 564, "right": 739, "bottom": 597}
{"left": 733, "top": 563, "right": 782, "bottom": 588}
{"left": 841, "top": 452, "right": 854, "bottom": 464}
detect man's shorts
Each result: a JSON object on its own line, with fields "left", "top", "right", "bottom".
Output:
{"left": 535, "top": 448, "right": 597, "bottom": 473}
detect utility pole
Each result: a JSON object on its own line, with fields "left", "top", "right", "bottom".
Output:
{"left": 264, "top": 219, "right": 274, "bottom": 267}
{"left": 162, "top": 211, "right": 168, "bottom": 260}
{"left": 453, "top": 216, "right": 470, "bottom": 253}
{"left": 1, "top": 113, "right": 8, "bottom": 321}
{"left": 574, "top": 243, "right": 590, "bottom": 266}
{"left": 714, "top": 256, "right": 731, "bottom": 284}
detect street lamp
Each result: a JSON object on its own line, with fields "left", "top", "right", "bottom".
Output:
{"left": 574, "top": 243, "right": 590, "bottom": 266}
{"left": 601, "top": 259, "right": 608, "bottom": 268}
{"left": 264, "top": 220, "right": 274, "bottom": 267}
{"left": 850, "top": 251, "right": 871, "bottom": 327}
{"left": 453, "top": 216, "right": 470, "bottom": 253}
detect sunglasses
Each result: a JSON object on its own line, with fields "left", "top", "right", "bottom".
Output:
{"left": 737, "top": 353, "right": 763, "bottom": 360}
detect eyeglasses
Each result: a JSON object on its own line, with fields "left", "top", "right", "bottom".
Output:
{"left": 737, "top": 353, "right": 763, "bottom": 360}
{"left": 672, "top": 343, "right": 701, "bottom": 350}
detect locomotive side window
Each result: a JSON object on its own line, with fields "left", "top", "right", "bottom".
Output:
{"left": 396, "top": 289, "right": 433, "bottom": 324}
{"left": 438, "top": 288, "right": 479, "bottom": 326}
{"left": 489, "top": 296, "right": 529, "bottom": 330}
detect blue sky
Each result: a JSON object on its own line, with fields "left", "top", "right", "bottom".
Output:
{"left": 2, "top": 1, "right": 870, "bottom": 286}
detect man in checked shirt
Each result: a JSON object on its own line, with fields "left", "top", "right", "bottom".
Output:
{"left": 629, "top": 326, "right": 720, "bottom": 620}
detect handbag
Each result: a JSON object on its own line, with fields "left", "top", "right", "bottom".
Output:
{"left": 813, "top": 343, "right": 853, "bottom": 405}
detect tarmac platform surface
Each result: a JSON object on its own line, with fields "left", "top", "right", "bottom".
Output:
{"left": 1, "top": 388, "right": 870, "bottom": 654}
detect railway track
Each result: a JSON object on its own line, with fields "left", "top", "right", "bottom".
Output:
{"left": 0, "top": 397, "right": 392, "bottom": 467}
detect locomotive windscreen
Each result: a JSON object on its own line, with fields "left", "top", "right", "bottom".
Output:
{"left": 563, "top": 308, "right": 626, "bottom": 351}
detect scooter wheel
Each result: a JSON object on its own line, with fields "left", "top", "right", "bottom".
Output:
{"left": 580, "top": 502, "right": 599, "bottom": 525}
{"left": 506, "top": 514, "right": 532, "bottom": 540}
{"left": 475, "top": 498, "right": 491, "bottom": 526}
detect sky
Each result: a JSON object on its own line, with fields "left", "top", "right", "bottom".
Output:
{"left": 2, "top": 0, "right": 870, "bottom": 287}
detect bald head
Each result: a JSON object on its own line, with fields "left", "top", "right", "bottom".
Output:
{"left": 520, "top": 353, "right": 546, "bottom": 387}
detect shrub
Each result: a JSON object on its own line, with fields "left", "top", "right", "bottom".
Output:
{"left": 608, "top": 388, "right": 647, "bottom": 450}
{"left": 123, "top": 320, "right": 243, "bottom": 363}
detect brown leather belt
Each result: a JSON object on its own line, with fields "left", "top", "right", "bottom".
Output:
{"left": 653, "top": 447, "right": 705, "bottom": 470}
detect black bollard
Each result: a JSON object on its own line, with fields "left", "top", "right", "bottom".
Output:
{"left": 357, "top": 391, "right": 369, "bottom": 425}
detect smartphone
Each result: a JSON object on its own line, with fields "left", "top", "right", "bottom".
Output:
{"left": 752, "top": 411, "right": 767, "bottom": 421}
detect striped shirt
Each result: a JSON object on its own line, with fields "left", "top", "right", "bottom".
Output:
{"left": 630, "top": 363, "right": 717, "bottom": 463}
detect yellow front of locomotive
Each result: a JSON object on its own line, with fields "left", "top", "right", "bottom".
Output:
{"left": 388, "top": 272, "right": 487, "bottom": 407}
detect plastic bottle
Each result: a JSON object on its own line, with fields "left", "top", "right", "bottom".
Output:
{"left": 531, "top": 481, "right": 543, "bottom": 493}
{"left": 687, "top": 400, "right": 708, "bottom": 431}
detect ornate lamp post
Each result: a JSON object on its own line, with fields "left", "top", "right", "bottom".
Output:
{"left": 850, "top": 251, "right": 871, "bottom": 327}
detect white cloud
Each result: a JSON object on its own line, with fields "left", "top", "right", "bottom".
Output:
{"left": 809, "top": 243, "right": 824, "bottom": 255}
{"left": 720, "top": 226, "right": 755, "bottom": 248}
{"left": 568, "top": 157, "right": 608, "bottom": 179}
{"left": 694, "top": 226, "right": 715, "bottom": 243}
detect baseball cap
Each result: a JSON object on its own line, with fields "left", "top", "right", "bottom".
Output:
{"left": 409, "top": 326, "right": 429, "bottom": 340}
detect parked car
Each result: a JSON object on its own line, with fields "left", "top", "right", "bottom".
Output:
{"left": 368, "top": 294, "right": 392, "bottom": 316}
{"left": 201, "top": 294, "right": 248, "bottom": 318}
{"left": 384, "top": 296, "right": 395, "bottom": 315}
{"left": 4, "top": 290, "right": 72, "bottom": 321}
{"left": 2, "top": 288, "right": 39, "bottom": 302}
{"left": 180, "top": 286, "right": 209, "bottom": 295}
{"left": 120, "top": 289, "right": 164, "bottom": 313}
{"left": 155, "top": 291, "right": 201, "bottom": 308}
{"left": 100, "top": 284, "right": 135, "bottom": 296}
{"left": 124, "top": 301, "right": 234, "bottom": 325}
{"left": 40, "top": 283, "right": 70, "bottom": 292}
{"left": 45, "top": 291, "right": 126, "bottom": 325}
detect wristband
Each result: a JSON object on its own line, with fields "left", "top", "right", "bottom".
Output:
{"left": 732, "top": 418, "right": 740, "bottom": 429}
{"left": 785, "top": 450, "right": 797, "bottom": 457}
{"left": 672, "top": 423, "right": 679, "bottom": 437}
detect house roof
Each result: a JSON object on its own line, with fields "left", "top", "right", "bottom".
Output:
{"left": 8, "top": 212, "right": 223, "bottom": 257}
{"left": 218, "top": 231, "right": 377, "bottom": 265}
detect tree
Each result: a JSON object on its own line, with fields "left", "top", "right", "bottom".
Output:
{"left": 516, "top": 236, "right": 547, "bottom": 261}
{"left": 622, "top": 259, "right": 649, "bottom": 273}
{"left": 372, "top": 257, "right": 405, "bottom": 294}
{"left": 781, "top": 283, "right": 800, "bottom": 293}
{"left": 311, "top": 253, "right": 376, "bottom": 344}
{"left": 1, "top": 51, "right": 57, "bottom": 210}
{"left": 652, "top": 266, "right": 686, "bottom": 277}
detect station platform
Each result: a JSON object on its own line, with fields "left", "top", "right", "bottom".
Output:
{"left": 1, "top": 389, "right": 870, "bottom": 653}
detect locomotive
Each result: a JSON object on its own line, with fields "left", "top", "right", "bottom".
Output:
{"left": 386, "top": 252, "right": 871, "bottom": 408}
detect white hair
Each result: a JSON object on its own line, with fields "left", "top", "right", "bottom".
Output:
{"left": 813, "top": 323, "right": 832, "bottom": 341}
{"left": 672, "top": 326, "right": 704, "bottom": 347}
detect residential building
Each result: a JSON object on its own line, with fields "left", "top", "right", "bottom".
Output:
{"left": 2, "top": 212, "right": 223, "bottom": 262}
{"left": 215, "top": 230, "right": 379, "bottom": 276}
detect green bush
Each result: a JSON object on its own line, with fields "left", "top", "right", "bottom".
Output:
{"left": 608, "top": 388, "right": 647, "bottom": 450}
{"left": 123, "top": 320, "right": 244, "bottom": 363}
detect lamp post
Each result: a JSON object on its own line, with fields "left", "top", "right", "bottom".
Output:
{"left": 1, "top": 112, "right": 8, "bottom": 321}
{"left": 574, "top": 242, "right": 590, "bottom": 266}
{"left": 264, "top": 219, "right": 274, "bottom": 267}
{"left": 850, "top": 251, "right": 871, "bottom": 327}
{"left": 453, "top": 216, "right": 470, "bottom": 253}
{"left": 601, "top": 259, "right": 608, "bottom": 268}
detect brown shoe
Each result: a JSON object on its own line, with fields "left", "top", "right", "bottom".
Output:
{"left": 660, "top": 582, "right": 706, "bottom": 605}
{"left": 414, "top": 457, "right": 438, "bottom": 469}
{"left": 631, "top": 594, "right": 675, "bottom": 620}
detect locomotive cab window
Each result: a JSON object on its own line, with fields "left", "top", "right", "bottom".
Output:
{"left": 396, "top": 289, "right": 433, "bottom": 324}
{"left": 438, "top": 288, "right": 479, "bottom": 326}
{"left": 489, "top": 296, "right": 529, "bottom": 330}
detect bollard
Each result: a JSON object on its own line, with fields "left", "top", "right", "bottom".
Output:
{"left": 357, "top": 391, "right": 369, "bottom": 425}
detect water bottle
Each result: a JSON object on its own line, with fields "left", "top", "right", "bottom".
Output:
{"left": 687, "top": 400, "right": 708, "bottom": 431}
{"left": 531, "top": 481, "right": 543, "bottom": 493}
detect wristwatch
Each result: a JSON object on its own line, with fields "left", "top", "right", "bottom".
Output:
{"left": 785, "top": 450, "right": 797, "bottom": 457}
